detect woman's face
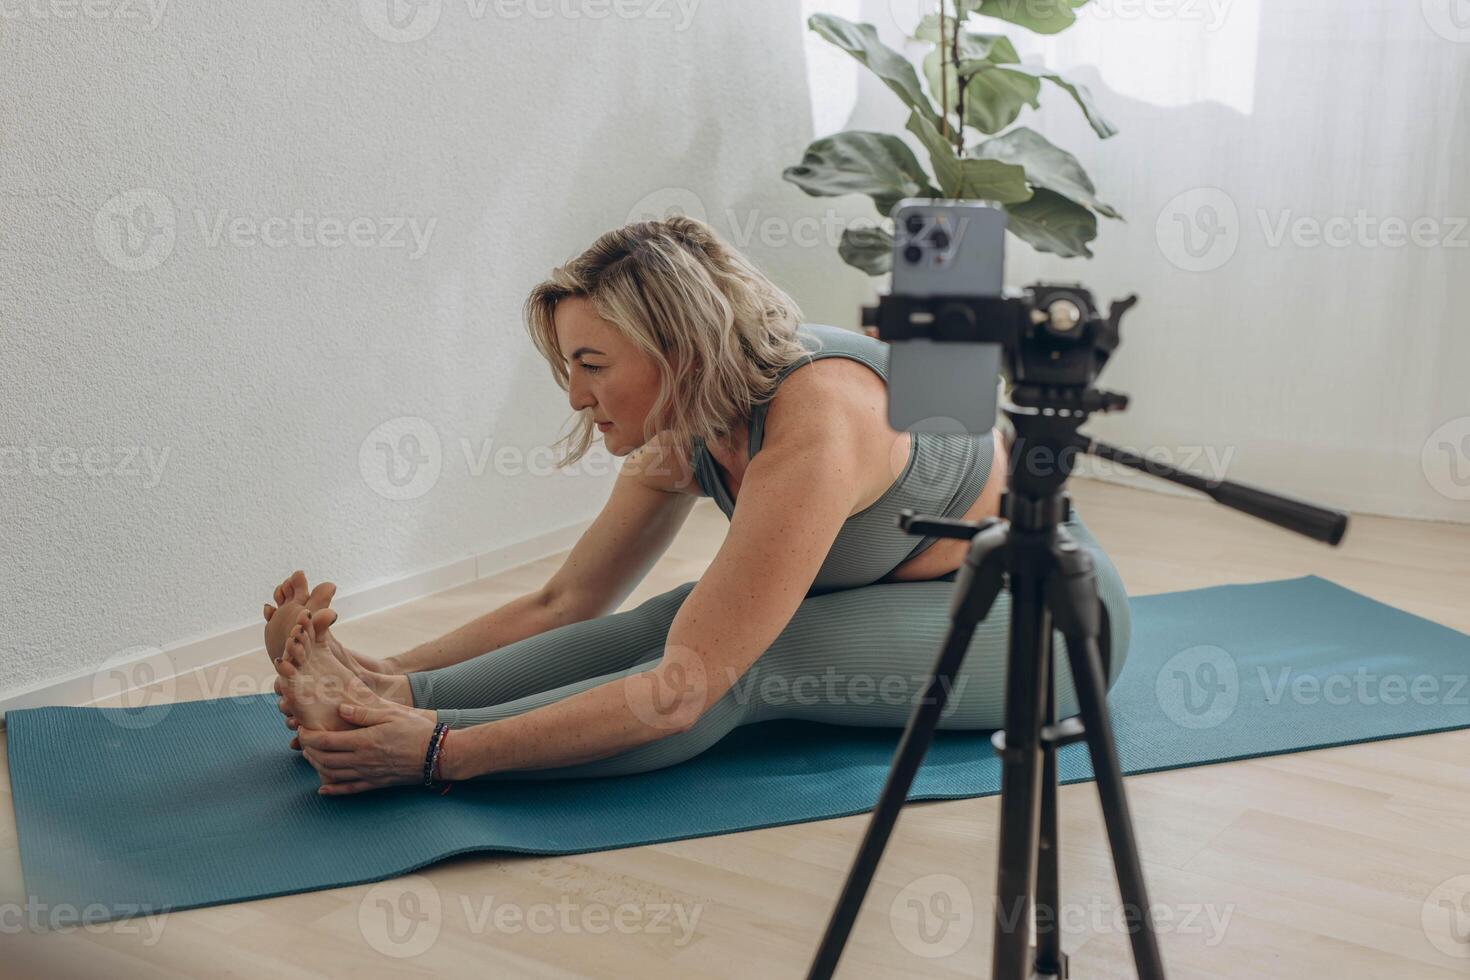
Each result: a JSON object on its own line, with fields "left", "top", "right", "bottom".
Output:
{"left": 555, "top": 296, "right": 666, "bottom": 456}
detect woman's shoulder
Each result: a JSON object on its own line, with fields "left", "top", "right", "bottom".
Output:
{"left": 625, "top": 429, "right": 705, "bottom": 496}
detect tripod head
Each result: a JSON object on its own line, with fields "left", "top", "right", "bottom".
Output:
{"left": 863, "top": 284, "right": 1349, "bottom": 544}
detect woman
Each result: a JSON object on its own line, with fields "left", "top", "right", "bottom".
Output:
{"left": 264, "top": 216, "right": 1131, "bottom": 795}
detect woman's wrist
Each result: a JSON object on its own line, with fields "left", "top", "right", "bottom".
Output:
{"left": 437, "top": 723, "right": 488, "bottom": 781}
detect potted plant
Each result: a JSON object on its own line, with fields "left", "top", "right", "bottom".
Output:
{"left": 783, "top": 1, "right": 1120, "bottom": 274}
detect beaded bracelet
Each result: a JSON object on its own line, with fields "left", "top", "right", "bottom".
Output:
{"left": 423, "top": 721, "right": 449, "bottom": 786}
{"left": 432, "top": 729, "right": 453, "bottom": 795}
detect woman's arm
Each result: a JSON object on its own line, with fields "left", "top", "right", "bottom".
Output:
{"left": 439, "top": 426, "right": 860, "bottom": 780}
{"left": 384, "top": 589, "right": 580, "bottom": 674}
{"left": 390, "top": 438, "right": 695, "bottom": 676}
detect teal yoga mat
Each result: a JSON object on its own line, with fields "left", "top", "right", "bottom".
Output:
{"left": 8, "top": 575, "right": 1470, "bottom": 923}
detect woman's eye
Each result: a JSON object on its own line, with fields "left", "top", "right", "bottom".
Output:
{"left": 581, "top": 364, "right": 604, "bottom": 374}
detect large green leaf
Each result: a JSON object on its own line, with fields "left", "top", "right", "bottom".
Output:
{"left": 964, "top": 0, "right": 1080, "bottom": 34}
{"left": 918, "top": 22, "right": 1038, "bottom": 135}
{"left": 839, "top": 226, "right": 894, "bottom": 276}
{"left": 956, "top": 61, "right": 1042, "bottom": 133}
{"left": 972, "top": 126, "right": 1120, "bottom": 218}
{"left": 1003, "top": 189, "right": 1098, "bottom": 257}
{"left": 986, "top": 63, "right": 1118, "bottom": 138}
{"left": 906, "top": 110, "right": 1033, "bottom": 203}
{"left": 781, "top": 132, "right": 941, "bottom": 218}
{"left": 809, "top": 13, "right": 941, "bottom": 127}
{"left": 914, "top": 15, "right": 1019, "bottom": 65}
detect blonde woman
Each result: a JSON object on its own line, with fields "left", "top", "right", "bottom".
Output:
{"left": 265, "top": 216, "right": 1131, "bottom": 795}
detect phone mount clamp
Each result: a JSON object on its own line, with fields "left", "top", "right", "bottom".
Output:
{"left": 805, "top": 285, "right": 1348, "bottom": 980}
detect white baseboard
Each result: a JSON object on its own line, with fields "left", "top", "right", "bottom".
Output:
{"left": 0, "top": 518, "right": 592, "bottom": 726}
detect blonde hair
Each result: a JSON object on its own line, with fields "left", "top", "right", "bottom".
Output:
{"left": 524, "top": 215, "right": 812, "bottom": 472}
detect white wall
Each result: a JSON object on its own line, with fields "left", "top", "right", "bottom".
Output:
{"left": 0, "top": 0, "right": 880, "bottom": 701}
{"left": 873, "top": 0, "right": 1470, "bottom": 525}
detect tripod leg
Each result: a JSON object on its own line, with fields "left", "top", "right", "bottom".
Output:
{"left": 990, "top": 536, "right": 1054, "bottom": 980}
{"left": 1048, "top": 537, "right": 1167, "bottom": 980}
{"left": 806, "top": 524, "right": 1010, "bottom": 980}
{"left": 1034, "top": 625, "right": 1067, "bottom": 979}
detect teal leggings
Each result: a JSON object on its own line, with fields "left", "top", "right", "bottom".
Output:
{"left": 406, "top": 514, "right": 1130, "bottom": 780}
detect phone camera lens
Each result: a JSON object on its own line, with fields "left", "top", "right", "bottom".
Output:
{"left": 930, "top": 229, "right": 950, "bottom": 250}
{"left": 903, "top": 244, "right": 923, "bottom": 264}
{"left": 904, "top": 215, "right": 926, "bottom": 236}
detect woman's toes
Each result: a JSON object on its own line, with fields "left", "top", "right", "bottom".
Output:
{"left": 263, "top": 602, "right": 276, "bottom": 622}
{"left": 275, "top": 569, "right": 309, "bottom": 607}
{"left": 305, "top": 581, "right": 337, "bottom": 613}
{"left": 309, "top": 607, "right": 338, "bottom": 642}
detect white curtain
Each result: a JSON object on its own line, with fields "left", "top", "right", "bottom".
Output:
{"left": 825, "top": 0, "right": 1470, "bottom": 522}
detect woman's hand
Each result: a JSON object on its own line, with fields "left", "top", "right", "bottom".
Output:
{"left": 296, "top": 702, "right": 440, "bottom": 795}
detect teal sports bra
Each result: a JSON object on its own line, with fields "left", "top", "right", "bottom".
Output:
{"left": 690, "top": 323, "right": 994, "bottom": 595}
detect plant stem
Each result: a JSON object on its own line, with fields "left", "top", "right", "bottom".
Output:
{"left": 951, "top": 0, "right": 965, "bottom": 157}
{"left": 938, "top": 1, "right": 949, "bottom": 141}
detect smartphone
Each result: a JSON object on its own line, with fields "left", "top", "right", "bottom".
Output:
{"left": 884, "top": 199, "right": 1005, "bottom": 435}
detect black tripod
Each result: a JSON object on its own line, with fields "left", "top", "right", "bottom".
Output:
{"left": 807, "top": 288, "right": 1348, "bottom": 979}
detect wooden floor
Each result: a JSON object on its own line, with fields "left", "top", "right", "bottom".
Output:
{"left": 2, "top": 479, "right": 1468, "bottom": 978}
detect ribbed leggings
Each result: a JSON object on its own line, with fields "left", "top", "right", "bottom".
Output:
{"left": 406, "top": 514, "right": 1130, "bottom": 780}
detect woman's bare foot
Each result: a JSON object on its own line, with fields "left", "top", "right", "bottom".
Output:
{"left": 274, "top": 606, "right": 380, "bottom": 732}
{"left": 263, "top": 570, "right": 412, "bottom": 705}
